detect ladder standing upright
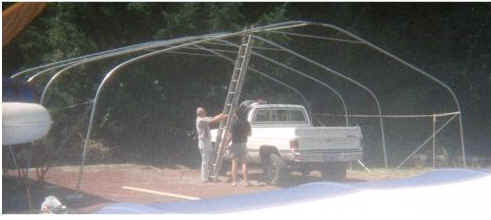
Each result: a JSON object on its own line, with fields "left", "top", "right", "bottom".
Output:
{"left": 212, "top": 32, "right": 254, "bottom": 179}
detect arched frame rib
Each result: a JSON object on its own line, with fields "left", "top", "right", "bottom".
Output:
{"left": 12, "top": 21, "right": 464, "bottom": 188}
{"left": 192, "top": 44, "right": 316, "bottom": 123}
{"left": 307, "top": 21, "right": 465, "bottom": 167}
{"left": 72, "top": 22, "right": 311, "bottom": 189}
{"left": 252, "top": 35, "right": 388, "bottom": 168}
{"left": 216, "top": 39, "right": 349, "bottom": 126}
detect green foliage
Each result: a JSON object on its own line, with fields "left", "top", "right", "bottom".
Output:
{"left": 5, "top": 3, "right": 491, "bottom": 167}
{"left": 255, "top": 3, "right": 289, "bottom": 25}
{"left": 207, "top": 3, "right": 245, "bottom": 31}
{"left": 17, "top": 4, "right": 96, "bottom": 65}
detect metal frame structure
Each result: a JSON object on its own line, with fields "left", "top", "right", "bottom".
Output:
{"left": 215, "top": 40, "right": 350, "bottom": 126}
{"left": 11, "top": 20, "right": 466, "bottom": 190}
{"left": 191, "top": 45, "right": 315, "bottom": 123}
{"left": 251, "top": 35, "right": 388, "bottom": 168}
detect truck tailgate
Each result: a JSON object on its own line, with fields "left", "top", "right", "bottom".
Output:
{"left": 294, "top": 126, "right": 363, "bottom": 150}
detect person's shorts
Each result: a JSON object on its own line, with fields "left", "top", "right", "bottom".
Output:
{"left": 230, "top": 142, "right": 248, "bottom": 163}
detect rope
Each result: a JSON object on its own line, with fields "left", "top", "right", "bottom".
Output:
{"left": 267, "top": 30, "right": 363, "bottom": 44}
{"left": 146, "top": 46, "right": 238, "bottom": 56}
{"left": 182, "top": 46, "right": 237, "bottom": 54}
{"left": 160, "top": 50, "right": 217, "bottom": 57}
{"left": 202, "top": 41, "right": 284, "bottom": 51}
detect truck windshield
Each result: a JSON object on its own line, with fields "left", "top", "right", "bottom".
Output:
{"left": 253, "top": 109, "right": 307, "bottom": 125}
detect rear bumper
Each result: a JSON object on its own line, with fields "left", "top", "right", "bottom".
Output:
{"left": 285, "top": 149, "right": 363, "bottom": 163}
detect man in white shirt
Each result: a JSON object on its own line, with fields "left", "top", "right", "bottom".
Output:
{"left": 196, "top": 107, "right": 227, "bottom": 182}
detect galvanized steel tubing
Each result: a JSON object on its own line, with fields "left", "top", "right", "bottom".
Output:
{"left": 192, "top": 44, "right": 314, "bottom": 122}
{"left": 252, "top": 35, "right": 388, "bottom": 168}
{"left": 308, "top": 21, "right": 465, "bottom": 167}
{"left": 215, "top": 40, "right": 350, "bottom": 127}
{"left": 13, "top": 20, "right": 464, "bottom": 183}
{"left": 74, "top": 30, "right": 278, "bottom": 189}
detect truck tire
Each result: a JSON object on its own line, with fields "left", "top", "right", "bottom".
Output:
{"left": 263, "top": 153, "right": 286, "bottom": 185}
{"left": 321, "top": 162, "right": 347, "bottom": 181}
{"left": 299, "top": 166, "right": 311, "bottom": 176}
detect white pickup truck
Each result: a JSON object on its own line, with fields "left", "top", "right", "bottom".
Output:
{"left": 211, "top": 102, "right": 363, "bottom": 184}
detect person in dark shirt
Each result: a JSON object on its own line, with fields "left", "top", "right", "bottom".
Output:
{"left": 221, "top": 107, "right": 251, "bottom": 186}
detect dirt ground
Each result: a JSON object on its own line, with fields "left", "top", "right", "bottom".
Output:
{"left": 2, "top": 163, "right": 430, "bottom": 214}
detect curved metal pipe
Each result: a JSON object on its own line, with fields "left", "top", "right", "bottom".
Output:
{"left": 36, "top": 38, "right": 239, "bottom": 108}
{"left": 12, "top": 40, "right": 169, "bottom": 79}
{"left": 192, "top": 44, "right": 314, "bottom": 123}
{"left": 253, "top": 35, "right": 388, "bottom": 168}
{"left": 39, "top": 63, "right": 82, "bottom": 105}
{"left": 308, "top": 21, "right": 466, "bottom": 167}
{"left": 26, "top": 62, "right": 74, "bottom": 83}
{"left": 268, "top": 30, "right": 364, "bottom": 44}
{"left": 12, "top": 21, "right": 309, "bottom": 80}
{"left": 16, "top": 35, "right": 228, "bottom": 82}
{"left": 21, "top": 26, "right": 303, "bottom": 84}
{"left": 215, "top": 40, "right": 350, "bottom": 126}
{"left": 27, "top": 45, "right": 164, "bottom": 83}
{"left": 75, "top": 34, "right": 261, "bottom": 190}
{"left": 249, "top": 67, "right": 314, "bottom": 124}
{"left": 27, "top": 20, "right": 463, "bottom": 181}
{"left": 311, "top": 21, "right": 462, "bottom": 115}
{"left": 260, "top": 20, "right": 464, "bottom": 167}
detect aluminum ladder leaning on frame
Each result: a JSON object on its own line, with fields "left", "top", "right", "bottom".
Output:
{"left": 211, "top": 32, "right": 254, "bottom": 180}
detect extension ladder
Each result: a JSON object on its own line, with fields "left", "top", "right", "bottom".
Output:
{"left": 211, "top": 32, "right": 254, "bottom": 179}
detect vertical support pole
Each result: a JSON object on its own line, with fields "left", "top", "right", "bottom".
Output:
{"left": 314, "top": 22, "right": 465, "bottom": 170}
{"left": 76, "top": 102, "right": 93, "bottom": 191}
{"left": 432, "top": 114, "right": 436, "bottom": 169}
{"left": 458, "top": 114, "right": 466, "bottom": 167}
{"left": 74, "top": 36, "right": 225, "bottom": 191}
{"left": 8, "top": 146, "right": 20, "bottom": 174}
{"left": 25, "top": 152, "right": 33, "bottom": 211}
{"left": 396, "top": 114, "right": 457, "bottom": 169}
{"left": 252, "top": 35, "right": 387, "bottom": 168}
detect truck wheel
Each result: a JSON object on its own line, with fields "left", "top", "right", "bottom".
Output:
{"left": 263, "top": 153, "right": 286, "bottom": 185}
{"left": 321, "top": 162, "right": 347, "bottom": 181}
{"left": 299, "top": 166, "right": 311, "bottom": 176}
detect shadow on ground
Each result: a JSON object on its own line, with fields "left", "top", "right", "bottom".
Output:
{"left": 218, "top": 165, "right": 368, "bottom": 188}
{"left": 2, "top": 175, "right": 112, "bottom": 214}
{"left": 275, "top": 172, "right": 368, "bottom": 188}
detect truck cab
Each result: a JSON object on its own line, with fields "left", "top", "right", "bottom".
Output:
{"left": 212, "top": 102, "right": 363, "bottom": 184}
